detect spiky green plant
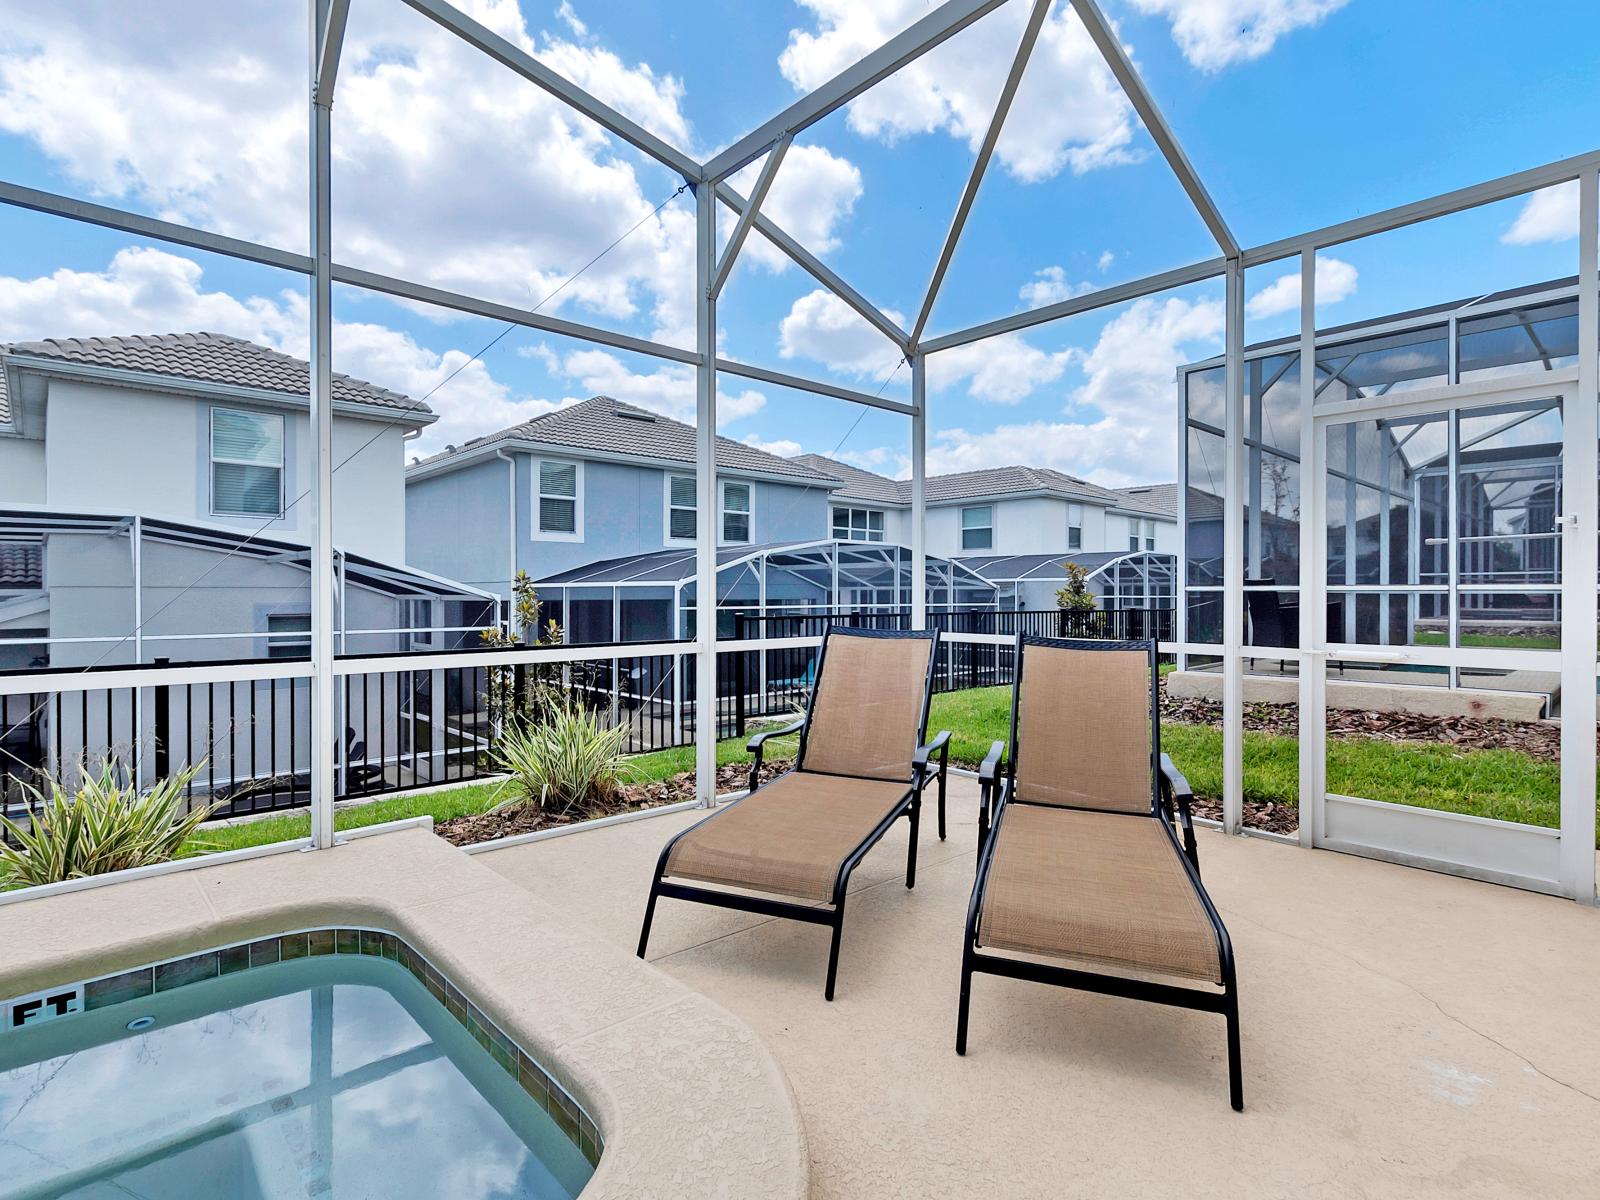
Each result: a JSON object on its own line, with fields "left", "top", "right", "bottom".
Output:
{"left": 0, "top": 762, "right": 212, "bottom": 889}
{"left": 492, "top": 701, "right": 628, "bottom": 817}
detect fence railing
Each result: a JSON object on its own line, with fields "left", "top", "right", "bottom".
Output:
{"left": 1, "top": 606, "right": 1173, "bottom": 833}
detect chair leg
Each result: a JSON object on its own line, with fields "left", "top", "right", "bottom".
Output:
{"left": 937, "top": 768, "right": 947, "bottom": 841}
{"left": 636, "top": 884, "right": 660, "bottom": 959}
{"left": 955, "top": 951, "right": 973, "bottom": 1055}
{"left": 824, "top": 908, "right": 845, "bottom": 1001}
{"left": 906, "top": 798, "right": 920, "bottom": 889}
{"left": 1225, "top": 990, "right": 1244, "bottom": 1111}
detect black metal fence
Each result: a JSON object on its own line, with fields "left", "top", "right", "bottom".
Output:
{"left": 1, "top": 606, "right": 1173, "bottom": 833}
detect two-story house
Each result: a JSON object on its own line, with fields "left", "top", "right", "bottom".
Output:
{"left": 0, "top": 332, "right": 493, "bottom": 670}
{"left": 789, "top": 456, "right": 1177, "bottom": 611}
{"left": 404, "top": 397, "right": 842, "bottom": 600}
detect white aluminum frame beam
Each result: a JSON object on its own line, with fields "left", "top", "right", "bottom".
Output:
{"left": 710, "top": 134, "right": 791, "bottom": 301}
{"left": 1070, "top": 0, "right": 1238, "bottom": 258}
{"left": 714, "top": 357, "right": 915, "bottom": 415}
{"left": 399, "top": 0, "right": 702, "bottom": 182}
{"left": 911, "top": 0, "right": 1050, "bottom": 347}
{"left": 333, "top": 262, "right": 700, "bottom": 365}
{"left": 313, "top": 0, "right": 352, "bottom": 106}
{"left": 693, "top": 181, "right": 719, "bottom": 808}
{"left": 309, "top": 0, "right": 339, "bottom": 851}
{"left": 0, "top": 181, "right": 313, "bottom": 274}
{"left": 703, "top": 0, "right": 1011, "bottom": 182}
{"left": 714, "top": 180, "right": 911, "bottom": 352}
{"left": 922, "top": 256, "right": 1227, "bottom": 353}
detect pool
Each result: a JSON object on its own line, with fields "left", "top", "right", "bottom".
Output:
{"left": 0, "top": 934, "right": 596, "bottom": 1199}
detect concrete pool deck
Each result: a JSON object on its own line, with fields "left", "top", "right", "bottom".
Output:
{"left": 481, "top": 777, "right": 1600, "bottom": 1200}
{"left": 0, "top": 825, "right": 810, "bottom": 1200}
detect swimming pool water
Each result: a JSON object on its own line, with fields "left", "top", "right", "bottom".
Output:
{"left": 0, "top": 954, "right": 593, "bottom": 1199}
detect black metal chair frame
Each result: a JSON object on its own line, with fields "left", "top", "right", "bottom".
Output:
{"left": 637, "top": 626, "right": 951, "bottom": 1001}
{"left": 959, "top": 634, "right": 1243, "bottom": 1111}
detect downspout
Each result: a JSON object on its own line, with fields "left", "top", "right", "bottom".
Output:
{"left": 495, "top": 449, "right": 517, "bottom": 629}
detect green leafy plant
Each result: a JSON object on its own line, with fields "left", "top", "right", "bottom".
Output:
{"left": 0, "top": 762, "right": 212, "bottom": 889}
{"left": 492, "top": 699, "right": 628, "bottom": 818}
{"left": 1054, "top": 560, "right": 1098, "bottom": 612}
{"left": 481, "top": 571, "right": 567, "bottom": 730}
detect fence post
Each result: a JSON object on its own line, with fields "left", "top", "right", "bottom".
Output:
{"left": 152, "top": 656, "right": 170, "bottom": 781}
{"left": 735, "top": 620, "right": 747, "bottom": 738}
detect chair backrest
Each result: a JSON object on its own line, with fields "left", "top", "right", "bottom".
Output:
{"left": 1007, "top": 635, "right": 1158, "bottom": 815}
{"left": 799, "top": 627, "right": 938, "bottom": 782}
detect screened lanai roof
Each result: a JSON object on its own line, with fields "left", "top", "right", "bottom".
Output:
{"left": 537, "top": 539, "right": 998, "bottom": 595}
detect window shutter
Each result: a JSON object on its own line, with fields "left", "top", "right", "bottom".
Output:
{"left": 539, "top": 460, "right": 577, "bottom": 497}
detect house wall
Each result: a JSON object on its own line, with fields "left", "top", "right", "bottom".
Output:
{"left": 405, "top": 456, "right": 512, "bottom": 595}
{"left": 921, "top": 496, "right": 1176, "bottom": 559}
{"left": 39, "top": 378, "right": 409, "bottom": 561}
{"left": 407, "top": 451, "right": 833, "bottom": 597}
{"left": 0, "top": 436, "right": 45, "bottom": 501}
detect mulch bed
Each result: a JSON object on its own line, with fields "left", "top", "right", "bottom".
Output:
{"left": 1160, "top": 681, "right": 1563, "bottom": 761}
{"left": 1188, "top": 796, "right": 1301, "bottom": 835}
{"left": 433, "top": 758, "right": 792, "bottom": 847}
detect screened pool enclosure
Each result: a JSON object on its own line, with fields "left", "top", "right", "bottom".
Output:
{"left": 0, "top": 0, "right": 1596, "bottom": 907}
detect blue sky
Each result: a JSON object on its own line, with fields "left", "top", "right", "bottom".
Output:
{"left": 0, "top": 0, "right": 1594, "bottom": 487}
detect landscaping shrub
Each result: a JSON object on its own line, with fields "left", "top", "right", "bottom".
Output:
{"left": 493, "top": 700, "right": 628, "bottom": 818}
{"left": 0, "top": 762, "right": 210, "bottom": 889}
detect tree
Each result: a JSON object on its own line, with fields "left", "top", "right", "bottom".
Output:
{"left": 1054, "top": 561, "right": 1098, "bottom": 612}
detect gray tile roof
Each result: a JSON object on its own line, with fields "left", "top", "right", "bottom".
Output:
{"left": 1112, "top": 482, "right": 1178, "bottom": 518}
{"left": 2, "top": 332, "right": 430, "bottom": 418}
{"left": 0, "top": 540, "right": 42, "bottom": 588}
{"left": 784, "top": 456, "right": 1176, "bottom": 517}
{"left": 414, "top": 397, "right": 839, "bottom": 483}
{"left": 789, "top": 454, "right": 906, "bottom": 505}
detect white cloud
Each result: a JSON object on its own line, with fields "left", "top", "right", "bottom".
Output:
{"left": 728, "top": 143, "right": 863, "bottom": 275}
{"left": 778, "top": 289, "right": 907, "bottom": 379}
{"left": 0, "top": 244, "right": 558, "bottom": 456}
{"left": 1019, "top": 266, "right": 1088, "bottom": 308}
{"left": 779, "top": 1, "right": 1138, "bottom": 183}
{"left": 1502, "top": 181, "right": 1579, "bottom": 246}
{"left": 739, "top": 433, "right": 804, "bottom": 458}
{"left": 554, "top": 1, "right": 588, "bottom": 39}
{"left": 554, "top": 347, "right": 767, "bottom": 425}
{"left": 1126, "top": 0, "right": 1348, "bottom": 71}
{"left": 1097, "top": 250, "right": 1115, "bottom": 272}
{"left": 0, "top": 0, "right": 701, "bottom": 345}
{"left": 1245, "top": 255, "right": 1357, "bottom": 319}
{"left": 930, "top": 292, "right": 1223, "bottom": 484}
{"left": 778, "top": 287, "right": 1068, "bottom": 405}
{"left": 929, "top": 335, "right": 1073, "bottom": 405}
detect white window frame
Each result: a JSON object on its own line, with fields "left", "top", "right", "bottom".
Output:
{"left": 1067, "top": 503, "right": 1083, "bottom": 551}
{"left": 265, "top": 611, "right": 311, "bottom": 659}
{"left": 832, "top": 506, "right": 886, "bottom": 543}
{"left": 1144, "top": 519, "right": 1158, "bottom": 551}
{"left": 532, "top": 457, "right": 584, "bottom": 542}
{"left": 721, "top": 479, "right": 754, "bottom": 544}
{"left": 665, "top": 473, "right": 697, "bottom": 543}
{"left": 210, "top": 406, "right": 285, "bottom": 519}
{"left": 960, "top": 504, "right": 994, "bottom": 552}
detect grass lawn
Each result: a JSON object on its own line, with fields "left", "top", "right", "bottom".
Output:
{"left": 1413, "top": 630, "right": 1561, "bottom": 650}
{"left": 189, "top": 684, "right": 1574, "bottom": 856}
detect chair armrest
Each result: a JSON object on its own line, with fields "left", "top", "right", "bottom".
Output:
{"left": 747, "top": 717, "right": 805, "bottom": 791}
{"left": 912, "top": 729, "right": 951, "bottom": 778}
{"left": 979, "top": 740, "right": 1006, "bottom": 789}
{"left": 1160, "top": 753, "right": 1201, "bottom": 870}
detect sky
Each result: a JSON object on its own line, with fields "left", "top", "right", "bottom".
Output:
{"left": 0, "top": 0, "right": 1595, "bottom": 489}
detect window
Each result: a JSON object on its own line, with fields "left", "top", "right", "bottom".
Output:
{"left": 960, "top": 505, "right": 993, "bottom": 551}
{"left": 832, "top": 506, "right": 885, "bottom": 542}
{"left": 1144, "top": 520, "right": 1158, "bottom": 552}
{"left": 722, "top": 481, "right": 752, "bottom": 543}
{"left": 667, "top": 475, "right": 696, "bottom": 541}
{"left": 1128, "top": 520, "right": 1141, "bottom": 552}
{"left": 535, "top": 459, "right": 581, "bottom": 538}
{"left": 211, "top": 407, "right": 284, "bottom": 517}
{"left": 266, "top": 612, "right": 311, "bottom": 660}
{"left": 1067, "top": 504, "right": 1083, "bottom": 551}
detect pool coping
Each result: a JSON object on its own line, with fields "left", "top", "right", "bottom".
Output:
{"left": 0, "top": 827, "right": 811, "bottom": 1200}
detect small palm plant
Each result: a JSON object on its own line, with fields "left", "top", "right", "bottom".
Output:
{"left": 492, "top": 700, "right": 628, "bottom": 818}
{"left": 0, "top": 762, "right": 211, "bottom": 890}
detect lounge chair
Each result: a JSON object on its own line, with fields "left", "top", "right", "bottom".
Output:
{"left": 637, "top": 626, "right": 950, "bottom": 1000}
{"left": 958, "top": 635, "right": 1243, "bottom": 1110}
